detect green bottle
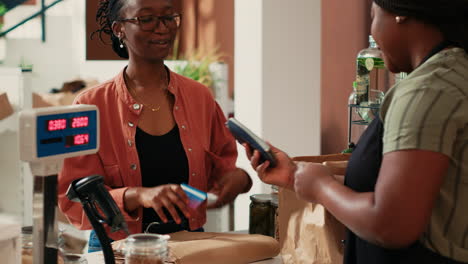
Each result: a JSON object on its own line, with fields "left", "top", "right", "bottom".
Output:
{"left": 355, "top": 36, "right": 387, "bottom": 106}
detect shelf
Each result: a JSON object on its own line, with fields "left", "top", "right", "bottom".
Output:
{"left": 350, "top": 119, "right": 370, "bottom": 126}
{"left": 348, "top": 103, "right": 381, "bottom": 110}
{"left": 348, "top": 102, "right": 381, "bottom": 144}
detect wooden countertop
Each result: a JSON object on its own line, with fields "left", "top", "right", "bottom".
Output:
{"left": 85, "top": 252, "right": 283, "bottom": 264}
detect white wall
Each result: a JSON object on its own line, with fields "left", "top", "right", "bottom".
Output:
{"left": 262, "top": 1, "right": 321, "bottom": 155}
{"left": 234, "top": 0, "right": 321, "bottom": 230}
{"left": 3, "top": 1, "right": 127, "bottom": 92}
{"left": 4, "top": 16, "right": 77, "bottom": 92}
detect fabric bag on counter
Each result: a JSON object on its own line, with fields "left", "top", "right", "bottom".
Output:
{"left": 111, "top": 231, "right": 280, "bottom": 264}
{"left": 279, "top": 154, "right": 350, "bottom": 264}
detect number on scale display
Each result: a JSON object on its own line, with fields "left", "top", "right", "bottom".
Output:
{"left": 46, "top": 116, "right": 89, "bottom": 131}
{"left": 66, "top": 134, "right": 90, "bottom": 147}
{"left": 71, "top": 116, "right": 89, "bottom": 128}
{"left": 47, "top": 119, "right": 67, "bottom": 131}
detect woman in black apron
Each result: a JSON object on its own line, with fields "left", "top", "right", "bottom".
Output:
{"left": 244, "top": 0, "right": 468, "bottom": 263}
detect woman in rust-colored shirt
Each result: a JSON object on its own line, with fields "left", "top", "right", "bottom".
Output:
{"left": 58, "top": 0, "right": 251, "bottom": 249}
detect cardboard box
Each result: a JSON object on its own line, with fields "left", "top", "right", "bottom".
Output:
{"left": 0, "top": 92, "right": 14, "bottom": 120}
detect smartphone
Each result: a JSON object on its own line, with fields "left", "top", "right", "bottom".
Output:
{"left": 225, "top": 118, "right": 277, "bottom": 168}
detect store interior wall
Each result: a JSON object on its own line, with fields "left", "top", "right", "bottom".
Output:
{"left": 321, "top": 0, "right": 372, "bottom": 154}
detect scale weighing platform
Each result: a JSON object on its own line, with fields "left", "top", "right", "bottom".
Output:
{"left": 19, "top": 105, "right": 99, "bottom": 264}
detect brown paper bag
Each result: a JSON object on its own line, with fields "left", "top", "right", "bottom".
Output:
{"left": 111, "top": 231, "right": 280, "bottom": 264}
{"left": 167, "top": 231, "right": 279, "bottom": 264}
{"left": 279, "top": 154, "right": 350, "bottom": 264}
{"left": 0, "top": 92, "right": 14, "bottom": 120}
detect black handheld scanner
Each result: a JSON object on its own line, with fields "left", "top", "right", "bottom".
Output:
{"left": 66, "top": 175, "right": 129, "bottom": 234}
{"left": 67, "top": 175, "right": 129, "bottom": 264}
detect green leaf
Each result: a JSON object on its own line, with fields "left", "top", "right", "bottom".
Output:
{"left": 0, "top": 3, "right": 7, "bottom": 17}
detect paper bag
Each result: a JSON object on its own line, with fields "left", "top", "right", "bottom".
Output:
{"left": 279, "top": 154, "right": 350, "bottom": 264}
{"left": 166, "top": 231, "right": 279, "bottom": 264}
{"left": 111, "top": 231, "right": 280, "bottom": 264}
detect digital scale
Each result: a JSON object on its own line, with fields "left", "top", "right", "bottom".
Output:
{"left": 19, "top": 105, "right": 99, "bottom": 264}
{"left": 20, "top": 104, "right": 99, "bottom": 168}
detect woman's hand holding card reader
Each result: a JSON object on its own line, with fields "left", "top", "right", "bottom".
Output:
{"left": 226, "top": 118, "right": 277, "bottom": 168}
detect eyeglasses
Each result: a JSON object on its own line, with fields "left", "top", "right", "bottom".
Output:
{"left": 118, "top": 14, "right": 181, "bottom": 31}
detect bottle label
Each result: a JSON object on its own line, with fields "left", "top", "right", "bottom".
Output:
{"left": 357, "top": 57, "right": 385, "bottom": 69}
{"left": 355, "top": 76, "right": 368, "bottom": 96}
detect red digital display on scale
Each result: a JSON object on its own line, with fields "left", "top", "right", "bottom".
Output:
{"left": 45, "top": 115, "right": 91, "bottom": 147}
{"left": 71, "top": 116, "right": 89, "bottom": 128}
{"left": 47, "top": 119, "right": 67, "bottom": 131}
{"left": 66, "top": 134, "right": 89, "bottom": 147}
{"left": 73, "top": 134, "right": 89, "bottom": 145}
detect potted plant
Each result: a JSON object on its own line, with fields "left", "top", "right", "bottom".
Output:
{"left": 165, "top": 47, "right": 232, "bottom": 116}
{"left": 0, "top": 3, "right": 7, "bottom": 64}
{"left": 170, "top": 48, "right": 222, "bottom": 95}
{"left": 0, "top": 3, "right": 7, "bottom": 32}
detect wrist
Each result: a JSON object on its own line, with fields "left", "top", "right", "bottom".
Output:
{"left": 241, "top": 169, "right": 252, "bottom": 193}
{"left": 315, "top": 173, "right": 336, "bottom": 203}
{"left": 124, "top": 187, "right": 142, "bottom": 212}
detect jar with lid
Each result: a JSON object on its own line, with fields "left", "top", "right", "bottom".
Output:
{"left": 249, "top": 194, "right": 273, "bottom": 236}
{"left": 123, "top": 233, "right": 169, "bottom": 264}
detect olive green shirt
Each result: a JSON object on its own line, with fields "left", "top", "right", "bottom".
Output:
{"left": 380, "top": 47, "right": 468, "bottom": 262}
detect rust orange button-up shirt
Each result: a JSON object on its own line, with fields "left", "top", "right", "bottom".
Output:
{"left": 58, "top": 68, "right": 238, "bottom": 240}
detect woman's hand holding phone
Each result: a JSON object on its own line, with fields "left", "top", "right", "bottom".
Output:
{"left": 243, "top": 143, "right": 296, "bottom": 190}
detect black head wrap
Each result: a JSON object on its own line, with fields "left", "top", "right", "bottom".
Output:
{"left": 373, "top": 0, "right": 468, "bottom": 51}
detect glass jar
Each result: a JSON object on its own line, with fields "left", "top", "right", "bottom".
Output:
{"left": 63, "top": 254, "right": 87, "bottom": 264}
{"left": 270, "top": 195, "right": 279, "bottom": 240}
{"left": 123, "top": 234, "right": 169, "bottom": 264}
{"left": 21, "top": 226, "right": 33, "bottom": 257}
{"left": 249, "top": 194, "right": 273, "bottom": 236}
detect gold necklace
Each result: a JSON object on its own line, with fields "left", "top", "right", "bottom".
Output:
{"left": 125, "top": 71, "right": 169, "bottom": 112}
{"left": 129, "top": 87, "right": 168, "bottom": 112}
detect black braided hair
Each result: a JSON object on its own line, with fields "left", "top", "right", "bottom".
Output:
{"left": 91, "top": 0, "right": 129, "bottom": 59}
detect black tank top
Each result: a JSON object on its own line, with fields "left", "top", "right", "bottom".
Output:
{"left": 135, "top": 125, "right": 189, "bottom": 228}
